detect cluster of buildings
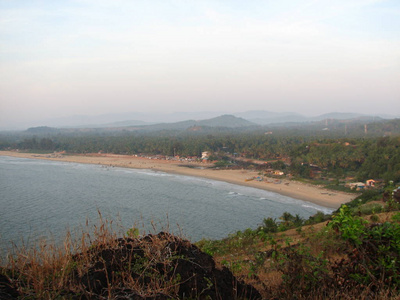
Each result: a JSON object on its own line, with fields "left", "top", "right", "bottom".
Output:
{"left": 135, "top": 154, "right": 203, "bottom": 163}
{"left": 346, "top": 179, "right": 377, "bottom": 191}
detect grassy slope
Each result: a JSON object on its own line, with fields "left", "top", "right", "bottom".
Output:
{"left": 1, "top": 194, "right": 400, "bottom": 299}
{"left": 196, "top": 205, "right": 400, "bottom": 299}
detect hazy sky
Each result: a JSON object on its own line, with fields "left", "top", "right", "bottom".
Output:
{"left": 1, "top": 0, "right": 399, "bottom": 127}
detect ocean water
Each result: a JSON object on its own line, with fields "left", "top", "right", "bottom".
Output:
{"left": 0, "top": 156, "right": 332, "bottom": 254}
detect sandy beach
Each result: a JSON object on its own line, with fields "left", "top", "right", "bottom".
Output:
{"left": 0, "top": 151, "right": 357, "bottom": 209}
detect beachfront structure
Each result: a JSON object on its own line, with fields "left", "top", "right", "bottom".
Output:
{"left": 347, "top": 182, "right": 366, "bottom": 190}
{"left": 366, "top": 179, "right": 376, "bottom": 187}
{"left": 273, "top": 170, "right": 284, "bottom": 176}
{"left": 201, "top": 152, "right": 209, "bottom": 159}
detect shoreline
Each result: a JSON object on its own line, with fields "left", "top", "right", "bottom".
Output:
{"left": 0, "top": 151, "right": 357, "bottom": 209}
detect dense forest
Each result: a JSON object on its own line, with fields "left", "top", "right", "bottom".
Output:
{"left": 1, "top": 126, "right": 399, "bottom": 184}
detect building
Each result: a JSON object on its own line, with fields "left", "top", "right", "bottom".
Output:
{"left": 366, "top": 179, "right": 376, "bottom": 187}
{"left": 201, "top": 152, "right": 210, "bottom": 159}
{"left": 347, "top": 182, "right": 366, "bottom": 190}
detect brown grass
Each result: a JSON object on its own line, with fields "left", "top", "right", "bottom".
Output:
{"left": 3, "top": 211, "right": 400, "bottom": 299}
{"left": 2, "top": 214, "right": 118, "bottom": 298}
{"left": 202, "top": 212, "right": 400, "bottom": 299}
{"left": 1, "top": 213, "right": 261, "bottom": 299}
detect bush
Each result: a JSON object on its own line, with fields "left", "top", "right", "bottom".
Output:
{"left": 271, "top": 246, "right": 330, "bottom": 298}
{"left": 392, "top": 212, "right": 400, "bottom": 222}
{"left": 354, "top": 202, "right": 384, "bottom": 215}
{"left": 342, "top": 189, "right": 382, "bottom": 211}
{"left": 332, "top": 222, "right": 400, "bottom": 289}
{"left": 328, "top": 205, "right": 368, "bottom": 245}
{"left": 304, "top": 211, "right": 329, "bottom": 225}
{"left": 259, "top": 217, "right": 278, "bottom": 234}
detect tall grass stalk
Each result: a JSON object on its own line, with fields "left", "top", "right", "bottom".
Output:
{"left": 2, "top": 213, "right": 122, "bottom": 298}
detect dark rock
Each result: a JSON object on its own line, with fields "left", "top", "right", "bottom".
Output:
{"left": 73, "top": 233, "right": 261, "bottom": 299}
{"left": 0, "top": 274, "right": 19, "bottom": 299}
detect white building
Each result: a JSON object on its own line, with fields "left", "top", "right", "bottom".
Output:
{"left": 201, "top": 151, "right": 210, "bottom": 159}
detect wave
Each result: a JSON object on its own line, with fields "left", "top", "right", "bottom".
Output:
{"left": 301, "top": 204, "right": 333, "bottom": 214}
{"left": 228, "top": 191, "right": 243, "bottom": 196}
{"left": 136, "top": 171, "right": 173, "bottom": 177}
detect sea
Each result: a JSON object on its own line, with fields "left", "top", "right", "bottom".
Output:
{"left": 0, "top": 155, "right": 332, "bottom": 255}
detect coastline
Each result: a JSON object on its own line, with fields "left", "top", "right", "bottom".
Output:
{"left": 0, "top": 151, "right": 357, "bottom": 209}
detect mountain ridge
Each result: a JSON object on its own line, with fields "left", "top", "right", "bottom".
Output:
{"left": 17, "top": 111, "right": 400, "bottom": 133}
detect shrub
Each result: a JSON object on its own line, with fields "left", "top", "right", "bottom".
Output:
{"left": 272, "top": 246, "right": 330, "bottom": 297}
{"left": 354, "top": 202, "right": 384, "bottom": 216}
{"left": 259, "top": 217, "right": 278, "bottom": 234}
{"left": 332, "top": 222, "right": 400, "bottom": 289}
{"left": 304, "top": 211, "right": 329, "bottom": 225}
{"left": 392, "top": 212, "right": 400, "bottom": 222}
{"left": 328, "top": 205, "right": 367, "bottom": 245}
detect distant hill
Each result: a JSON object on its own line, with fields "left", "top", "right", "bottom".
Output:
{"left": 311, "top": 112, "right": 366, "bottom": 121}
{"left": 8, "top": 110, "right": 398, "bottom": 131}
{"left": 235, "top": 111, "right": 308, "bottom": 125}
{"left": 82, "top": 112, "right": 386, "bottom": 129}
{"left": 15, "top": 111, "right": 400, "bottom": 137}
{"left": 235, "top": 111, "right": 392, "bottom": 125}
{"left": 14, "top": 111, "right": 224, "bottom": 130}
{"left": 98, "top": 120, "right": 149, "bottom": 128}
{"left": 16, "top": 116, "right": 400, "bottom": 138}
{"left": 197, "top": 114, "right": 254, "bottom": 128}
{"left": 21, "top": 115, "right": 255, "bottom": 134}
{"left": 25, "top": 126, "right": 60, "bottom": 134}
{"left": 132, "top": 114, "right": 256, "bottom": 132}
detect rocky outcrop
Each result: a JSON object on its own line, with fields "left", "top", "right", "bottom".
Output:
{"left": 0, "top": 232, "right": 257, "bottom": 299}
{"left": 70, "top": 232, "right": 261, "bottom": 299}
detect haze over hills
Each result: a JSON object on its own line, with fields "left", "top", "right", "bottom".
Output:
{"left": 2, "top": 110, "right": 399, "bottom": 131}
{"left": 234, "top": 111, "right": 309, "bottom": 125}
{"left": 23, "top": 115, "right": 256, "bottom": 134}
{"left": 4, "top": 111, "right": 225, "bottom": 130}
{"left": 143, "top": 114, "right": 255, "bottom": 131}
{"left": 17, "top": 112, "right": 400, "bottom": 139}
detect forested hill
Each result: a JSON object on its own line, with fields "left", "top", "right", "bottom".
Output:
{"left": 126, "top": 114, "right": 256, "bottom": 132}
{"left": 13, "top": 116, "right": 400, "bottom": 137}
{"left": 20, "top": 114, "right": 256, "bottom": 134}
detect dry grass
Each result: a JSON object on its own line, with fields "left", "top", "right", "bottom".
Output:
{"left": 2, "top": 214, "right": 120, "bottom": 298}
{"left": 3, "top": 211, "right": 400, "bottom": 299}
{"left": 200, "top": 211, "right": 400, "bottom": 299}
{"left": 1, "top": 213, "right": 261, "bottom": 299}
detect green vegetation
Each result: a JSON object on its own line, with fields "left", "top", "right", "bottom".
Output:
{"left": 1, "top": 189, "right": 400, "bottom": 299}
{"left": 2, "top": 131, "right": 400, "bottom": 185}
{"left": 195, "top": 190, "right": 400, "bottom": 299}
{"left": 2, "top": 115, "right": 400, "bottom": 189}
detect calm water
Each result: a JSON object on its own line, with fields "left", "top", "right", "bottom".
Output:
{"left": 0, "top": 156, "right": 332, "bottom": 254}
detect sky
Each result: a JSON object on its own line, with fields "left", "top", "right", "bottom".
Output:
{"left": 1, "top": 0, "right": 400, "bottom": 128}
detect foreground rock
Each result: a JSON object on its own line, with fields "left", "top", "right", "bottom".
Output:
{"left": 0, "top": 274, "right": 19, "bottom": 299}
{"left": 1, "top": 232, "right": 261, "bottom": 299}
{"left": 72, "top": 232, "right": 261, "bottom": 299}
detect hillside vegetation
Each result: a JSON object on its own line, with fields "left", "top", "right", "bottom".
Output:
{"left": 1, "top": 189, "right": 400, "bottom": 299}
{"left": 196, "top": 189, "right": 400, "bottom": 299}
